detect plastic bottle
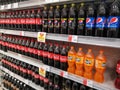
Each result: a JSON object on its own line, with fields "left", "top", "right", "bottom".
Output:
{"left": 68, "top": 4, "right": 77, "bottom": 35}
{"left": 48, "top": 6, "right": 54, "bottom": 33}
{"left": 24, "top": 38, "right": 30, "bottom": 56}
{"left": 54, "top": 5, "right": 61, "bottom": 33}
{"left": 27, "top": 64, "right": 32, "bottom": 80}
{"left": 75, "top": 48, "right": 84, "bottom": 76}
{"left": 48, "top": 73, "right": 54, "bottom": 90}
{"left": 61, "top": 5, "right": 68, "bottom": 34}
{"left": 21, "top": 10, "right": 26, "bottom": 31}
{"left": 36, "top": 9, "right": 42, "bottom": 32}
{"left": 38, "top": 42, "right": 43, "bottom": 61}
{"left": 33, "top": 40, "right": 38, "bottom": 59}
{"left": 94, "top": 50, "right": 106, "bottom": 83}
{"left": 72, "top": 82, "right": 79, "bottom": 90}
{"left": 84, "top": 49, "right": 94, "bottom": 79}
{"left": 85, "top": 4, "right": 96, "bottom": 36}
{"left": 43, "top": 43, "right": 49, "bottom": 65}
{"left": 34, "top": 67, "right": 40, "bottom": 85}
{"left": 42, "top": 6, "right": 48, "bottom": 32}
{"left": 67, "top": 46, "right": 76, "bottom": 74}
{"left": 65, "top": 79, "right": 72, "bottom": 90}
{"left": 44, "top": 72, "right": 49, "bottom": 90}
{"left": 54, "top": 75, "right": 61, "bottom": 90}
{"left": 17, "top": 11, "right": 22, "bottom": 30}
{"left": 77, "top": 3, "right": 86, "bottom": 35}
{"left": 26, "top": 10, "right": 31, "bottom": 31}
{"left": 107, "top": 0, "right": 120, "bottom": 38}
{"left": 80, "top": 85, "right": 86, "bottom": 90}
{"left": 95, "top": 1, "right": 107, "bottom": 37}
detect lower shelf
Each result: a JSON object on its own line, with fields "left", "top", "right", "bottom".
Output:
{"left": 1, "top": 67, "right": 44, "bottom": 90}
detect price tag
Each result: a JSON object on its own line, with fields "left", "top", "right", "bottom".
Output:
{"left": 0, "top": 66, "right": 2, "bottom": 70}
{"left": 60, "top": 71, "right": 68, "bottom": 77}
{"left": 1, "top": 5, "right": 4, "bottom": 10}
{"left": 20, "top": 31, "right": 24, "bottom": 36}
{"left": 12, "top": 3, "right": 18, "bottom": 8}
{"left": 39, "top": 67, "right": 46, "bottom": 77}
{"left": 83, "top": 78, "right": 93, "bottom": 87}
{"left": 25, "top": 79, "right": 29, "bottom": 84}
{"left": 68, "top": 35, "right": 78, "bottom": 43}
{"left": 9, "top": 72, "right": 14, "bottom": 76}
{"left": 6, "top": 4, "right": 11, "bottom": 9}
{"left": 37, "top": 32, "right": 46, "bottom": 43}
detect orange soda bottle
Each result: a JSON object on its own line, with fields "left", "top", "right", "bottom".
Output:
{"left": 75, "top": 48, "right": 85, "bottom": 76}
{"left": 67, "top": 46, "right": 76, "bottom": 74}
{"left": 84, "top": 49, "right": 94, "bottom": 79}
{"left": 94, "top": 50, "right": 107, "bottom": 83}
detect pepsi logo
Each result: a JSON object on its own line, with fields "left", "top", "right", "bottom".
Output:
{"left": 86, "top": 18, "right": 91, "bottom": 23}
{"left": 110, "top": 17, "right": 118, "bottom": 24}
{"left": 69, "top": 20, "right": 72, "bottom": 23}
{"left": 79, "top": 20, "right": 83, "bottom": 23}
{"left": 62, "top": 20, "right": 65, "bottom": 23}
{"left": 97, "top": 18, "right": 102, "bottom": 23}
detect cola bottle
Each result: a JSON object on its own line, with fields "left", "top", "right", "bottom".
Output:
{"left": 31, "top": 66, "right": 35, "bottom": 82}
{"left": 54, "top": 75, "right": 61, "bottom": 90}
{"left": 60, "top": 45, "right": 68, "bottom": 71}
{"left": 2, "top": 12, "right": 6, "bottom": 29}
{"left": 12, "top": 11, "right": 16, "bottom": 29}
{"left": 44, "top": 72, "right": 49, "bottom": 90}
{"left": 18, "top": 37, "right": 23, "bottom": 54}
{"left": 80, "top": 85, "right": 86, "bottom": 90}
{"left": 4, "top": 12, "right": 7, "bottom": 29}
{"left": 2, "top": 35, "right": 7, "bottom": 52}
{"left": 19, "top": 61, "right": 23, "bottom": 76}
{"left": 14, "top": 11, "right": 18, "bottom": 30}
{"left": 68, "top": 4, "right": 77, "bottom": 35}
{"left": 42, "top": 6, "right": 48, "bottom": 32}
{"left": 95, "top": 1, "right": 107, "bottom": 37}
{"left": 85, "top": 3, "right": 96, "bottom": 36}
{"left": 40, "top": 76, "right": 44, "bottom": 87}
{"left": 21, "top": 10, "right": 26, "bottom": 31}
{"left": 65, "top": 79, "right": 72, "bottom": 90}
{"left": 21, "top": 37, "right": 26, "bottom": 55}
{"left": 77, "top": 3, "right": 86, "bottom": 35}
{"left": 34, "top": 67, "right": 40, "bottom": 85}
{"left": 27, "top": 64, "right": 32, "bottom": 80}
{"left": 43, "top": 43, "right": 49, "bottom": 64}
{"left": 61, "top": 5, "right": 68, "bottom": 34}
{"left": 54, "top": 44, "right": 60, "bottom": 69}
{"left": 28, "top": 39, "right": 35, "bottom": 57}
{"left": 54, "top": 5, "right": 61, "bottom": 33}
{"left": 33, "top": 40, "right": 38, "bottom": 59}
{"left": 38, "top": 42, "right": 43, "bottom": 61}
{"left": 16, "top": 60, "right": 20, "bottom": 75}
{"left": 72, "top": 82, "right": 79, "bottom": 90}
{"left": 48, "top": 43, "right": 54, "bottom": 66}
{"left": 25, "top": 38, "right": 30, "bottom": 56}
{"left": 17, "top": 11, "right": 22, "bottom": 30}
{"left": 48, "top": 6, "right": 54, "bottom": 33}
{"left": 30, "top": 9, "right": 36, "bottom": 32}
{"left": 22, "top": 62, "right": 28, "bottom": 79}
{"left": 36, "top": 9, "right": 42, "bottom": 32}
{"left": 48, "top": 73, "right": 54, "bottom": 90}
{"left": 107, "top": 0, "right": 120, "bottom": 38}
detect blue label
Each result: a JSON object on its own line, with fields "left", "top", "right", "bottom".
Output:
{"left": 96, "top": 17, "right": 106, "bottom": 28}
{"left": 107, "top": 16, "right": 120, "bottom": 28}
{"left": 86, "top": 17, "right": 95, "bottom": 28}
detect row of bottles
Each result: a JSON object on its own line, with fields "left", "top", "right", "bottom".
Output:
{"left": 0, "top": 0, "right": 120, "bottom": 38}
{"left": 0, "top": 34, "right": 68, "bottom": 71}
{"left": 68, "top": 46, "right": 107, "bottom": 83}
{"left": 3, "top": 73, "right": 35, "bottom": 90}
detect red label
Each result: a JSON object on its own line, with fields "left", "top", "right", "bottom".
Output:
{"left": 22, "top": 68, "right": 27, "bottom": 73}
{"left": 32, "top": 72, "right": 35, "bottom": 76}
{"left": 34, "top": 74, "right": 39, "bottom": 79}
{"left": 26, "top": 18, "right": 29, "bottom": 24}
{"left": 12, "top": 19, "right": 17, "bottom": 24}
{"left": 83, "top": 79, "right": 87, "bottom": 86}
{"left": 60, "top": 56, "right": 67, "bottom": 62}
{"left": 21, "top": 18, "right": 26, "bottom": 24}
{"left": 40, "top": 76, "right": 44, "bottom": 80}
{"left": 43, "top": 51, "right": 48, "bottom": 57}
{"left": 17, "top": 45, "right": 21, "bottom": 50}
{"left": 54, "top": 54, "right": 60, "bottom": 61}
{"left": 17, "top": 19, "right": 21, "bottom": 24}
{"left": 29, "top": 18, "right": 36, "bottom": 24}
{"left": 28, "top": 70, "right": 32, "bottom": 75}
{"left": 48, "top": 52, "right": 53, "bottom": 59}
{"left": 116, "top": 64, "right": 120, "bottom": 74}
{"left": 28, "top": 48, "right": 33, "bottom": 53}
{"left": 33, "top": 49, "right": 38, "bottom": 55}
{"left": 38, "top": 50, "right": 43, "bottom": 56}
{"left": 44, "top": 78, "right": 49, "bottom": 83}
{"left": 36, "top": 18, "right": 42, "bottom": 25}
{"left": 21, "top": 46, "right": 25, "bottom": 51}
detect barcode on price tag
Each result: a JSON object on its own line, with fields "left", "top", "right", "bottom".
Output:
{"left": 68, "top": 35, "right": 78, "bottom": 43}
{"left": 37, "top": 32, "right": 46, "bottom": 43}
{"left": 83, "top": 78, "right": 93, "bottom": 87}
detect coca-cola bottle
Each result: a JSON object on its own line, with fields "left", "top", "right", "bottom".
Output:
{"left": 34, "top": 67, "right": 40, "bottom": 85}
{"left": 36, "top": 9, "right": 42, "bottom": 32}
{"left": 27, "top": 64, "right": 32, "bottom": 80}
{"left": 48, "top": 73, "right": 54, "bottom": 90}
{"left": 16, "top": 11, "right": 21, "bottom": 30}
{"left": 21, "top": 37, "right": 26, "bottom": 55}
{"left": 38, "top": 42, "right": 43, "bottom": 61}
{"left": 31, "top": 66, "right": 35, "bottom": 82}
{"left": 21, "top": 10, "right": 26, "bottom": 31}
{"left": 43, "top": 43, "right": 49, "bottom": 65}
{"left": 24, "top": 38, "right": 30, "bottom": 56}
{"left": 44, "top": 72, "right": 49, "bottom": 90}
{"left": 22, "top": 62, "right": 28, "bottom": 79}
{"left": 16, "top": 60, "right": 20, "bottom": 75}
{"left": 42, "top": 6, "right": 48, "bottom": 32}
{"left": 33, "top": 40, "right": 38, "bottom": 59}
{"left": 28, "top": 39, "right": 35, "bottom": 57}
{"left": 4, "top": 12, "right": 7, "bottom": 29}
{"left": 48, "top": 43, "right": 54, "bottom": 66}
{"left": 54, "top": 75, "right": 61, "bottom": 90}
{"left": 54, "top": 44, "right": 60, "bottom": 69}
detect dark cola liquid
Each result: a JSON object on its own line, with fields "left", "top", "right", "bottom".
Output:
{"left": 34, "top": 67, "right": 40, "bottom": 85}
{"left": 38, "top": 42, "right": 43, "bottom": 61}
{"left": 48, "top": 44, "right": 54, "bottom": 66}
{"left": 43, "top": 43, "right": 48, "bottom": 65}
{"left": 30, "top": 10, "right": 36, "bottom": 32}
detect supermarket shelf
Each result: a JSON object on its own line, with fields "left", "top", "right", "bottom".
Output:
{"left": 0, "top": 50, "right": 117, "bottom": 90}
{"left": 0, "top": 29, "right": 120, "bottom": 48}
{"left": 1, "top": 67, "right": 44, "bottom": 90}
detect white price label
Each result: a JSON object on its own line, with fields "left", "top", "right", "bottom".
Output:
{"left": 0, "top": 66, "right": 2, "bottom": 70}
{"left": 13, "top": 3, "right": 18, "bottom": 8}
{"left": 6, "top": 4, "right": 11, "bottom": 9}
{"left": 20, "top": 31, "right": 24, "bottom": 36}
{"left": 25, "top": 79, "right": 29, "bottom": 84}
{"left": 37, "top": 32, "right": 46, "bottom": 43}
{"left": 68, "top": 35, "right": 78, "bottom": 43}
{"left": 1, "top": 5, "right": 4, "bottom": 10}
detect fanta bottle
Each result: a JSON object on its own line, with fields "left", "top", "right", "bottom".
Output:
{"left": 84, "top": 49, "right": 94, "bottom": 79}
{"left": 94, "top": 50, "right": 106, "bottom": 83}
{"left": 75, "top": 48, "right": 84, "bottom": 76}
{"left": 67, "top": 46, "right": 76, "bottom": 74}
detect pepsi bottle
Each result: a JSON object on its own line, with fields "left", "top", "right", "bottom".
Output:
{"left": 77, "top": 3, "right": 86, "bottom": 35}
{"left": 85, "top": 3, "right": 96, "bottom": 36}
{"left": 95, "top": 1, "right": 107, "bottom": 37}
{"left": 107, "top": 0, "right": 120, "bottom": 38}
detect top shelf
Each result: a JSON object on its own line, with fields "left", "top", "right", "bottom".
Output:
{"left": 0, "top": 29, "right": 120, "bottom": 49}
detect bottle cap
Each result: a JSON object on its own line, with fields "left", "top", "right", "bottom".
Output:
{"left": 56, "top": 5, "right": 59, "bottom": 8}
{"left": 64, "top": 4, "right": 67, "bottom": 8}
{"left": 81, "top": 3, "right": 84, "bottom": 6}
{"left": 71, "top": 4, "right": 75, "bottom": 7}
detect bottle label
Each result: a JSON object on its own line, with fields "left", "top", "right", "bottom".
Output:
{"left": 28, "top": 70, "right": 32, "bottom": 74}
{"left": 48, "top": 19, "right": 54, "bottom": 27}
{"left": 32, "top": 72, "right": 35, "bottom": 76}
{"left": 22, "top": 68, "right": 27, "bottom": 73}
{"left": 68, "top": 55, "right": 75, "bottom": 61}
{"left": 78, "top": 18, "right": 84, "bottom": 25}
{"left": 116, "top": 64, "right": 120, "bottom": 74}
{"left": 21, "top": 18, "right": 26, "bottom": 24}
{"left": 43, "top": 51, "right": 48, "bottom": 57}
{"left": 61, "top": 18, "right": 67, "bottom": 28}
{"left": 36, "top": 18, "right": 42, "bottom": 25}
{"left": 60, "top": 56, "right": 67, "bottom": 62}
{"left": 84, "top": 58, "right": 94, "bottom": 66}
{"left": 54, "top": 54, "right": 60, "bottom": 61}
{"left": 33, "top": 49, "right": 38, "bottom": 55}
{"left": 68, "top": 18, "right": 76, "bottom": 27}
{"left": 96, "top": 17, "right": 106, "bottom": 28}
{"left": 44, "top": 78, "right": 49, "bottom": 83}
{"left": 107, "top": 16, "right": 120, "bottom": 28}
{"left": 28, "top": 48, "right": 33, "bottom": 53}
{"left": 34, "top": 74, "right": 39, "bottom": 79}
{"left": 25, "top": 47, "right": 28, "bottom": 52}
{"left": 12, "top": 18, "right": 17, "bottom": 24}
{"left": 76, "top": 56, "right": 84, "bottom": 64}
{"left": 48, "top": 52, "right": 53, "bottom": 59}
{"left": 40, "top": 76, "right": 44, "bottom": 80}
{"left": 17, "top": 18, "right": 21, "bottom": 24}
{"left": 95, "top": 59, "right": 106, "bottom": 69}
{"left": 26, "top": 18, "right": 29, "bottom": 24}
{"left": 54, "top": 18, "right": 60, "bottom": 27}
{"left": 38, "top": 50, "right": 43, "bottom": 56}
{"left": 43, "top": 19, "right": 48, "bottom": 27}
{"left": 21, "top": 46, "right": 25, "bottom": 51}
{"left": 86, "top": 17, "right": 95, "bottom": 28}
{"left": 29, "top": 18, "right": 36, "bottom": 24}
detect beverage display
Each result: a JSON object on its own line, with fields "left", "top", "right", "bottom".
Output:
{"left": 75, "top": 48, "right": 84, "bottom": 76}
{"left": 67, "top": 46, "right": 76, "bottom": 74}
{"left": 84, "top": 49, "right": 94, "bottom": 79}
{"left": 94, "top": 50, "right": 106, "bottom": 83}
